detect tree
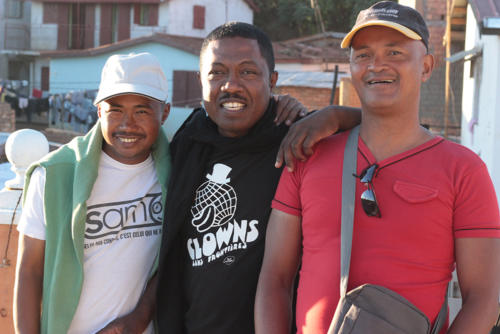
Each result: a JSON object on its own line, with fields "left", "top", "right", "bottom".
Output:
{"left": 253, "top": 0, "right": 389, "bottom": 41}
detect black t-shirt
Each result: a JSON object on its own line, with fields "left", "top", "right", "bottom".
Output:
{"left": 183, "top": 147, "right": 282, "bottom": 334}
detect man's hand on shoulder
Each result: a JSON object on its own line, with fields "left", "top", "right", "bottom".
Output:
{"left": 96, "top": 315, "right": 140, "bottom": 334}
{"left": 275, "top": 105, "right": 361, "bottom": 171}
{"left": 273, "top": 94, "right": 309, "bottom": 126}
{"left": 97, "top": 274, "right": 158, "bottom": 334}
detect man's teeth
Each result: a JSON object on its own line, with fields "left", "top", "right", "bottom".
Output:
{"left": 222, "top": 102, "right": 245, "bottom": 110}
{"left": 119, "top": 137, "right": 138, "bottom": 143}
{"left": 368, "top": 79, "right": 395, "bottom": 84}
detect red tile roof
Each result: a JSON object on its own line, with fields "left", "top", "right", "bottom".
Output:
{"left": 273, "top": 32, "right": 349, "bottom": 64}
{"left": 41, "top": 30, "right": 350, "bottom": 67}
{"left": 40, "top": 33, "right": 204, "bottom": 58}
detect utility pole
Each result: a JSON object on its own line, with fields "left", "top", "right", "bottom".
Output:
{"left": 310, "top": 0, "right": 329, "bottom": 71}
{"left": 310, "top": 0, "right": 326, "bottom": 34}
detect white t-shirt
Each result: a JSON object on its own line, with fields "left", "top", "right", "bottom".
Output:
{"left": 18, "top": 152, "right": 163, "bottom": 334}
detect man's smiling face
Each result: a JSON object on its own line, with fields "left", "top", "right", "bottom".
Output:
{"left": 98, "top": 94, "right": 169, "bottom": 164}
{"left": 349, "top": 26, "right": 433, "bottom": 114}
{"left": 199, "top": 37, "right": 278, "bottom": 138}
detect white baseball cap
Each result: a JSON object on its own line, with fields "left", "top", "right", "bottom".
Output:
{"left": 94, "top": 52, "right": 168, "bottom": 105}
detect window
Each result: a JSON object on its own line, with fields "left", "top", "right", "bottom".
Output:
{"left": 6, "top": 0, "right": 23, "bottom": 19}
{"left": 41, "top": 67, "right": 50, "bottom": 91}
{"left": 43, "top": 3, "right": 58, "bottom": 24}
{"left": 134, "top": 4, "right": 158, "bottom": 26}
{"left": 172, "top": 71, "right": 202, "bottom": 108}
{"left": 68, "top": 3, "right": 92, "bottom": 49}
{"left": 100, "top": 3, "right": 129, "bottom": 46}
{"left": 193, "top": 5, "right": 205, "bottom": 30}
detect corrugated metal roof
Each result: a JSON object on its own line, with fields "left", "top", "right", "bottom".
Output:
{"left": 276, "top": 71, "right": 349, "bottom": 89}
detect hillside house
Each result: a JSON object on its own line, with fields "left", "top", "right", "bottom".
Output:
{"left": 2, "top": 0, "right": 257, "bottom": 96}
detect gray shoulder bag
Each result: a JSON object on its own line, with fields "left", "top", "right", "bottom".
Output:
{"left": 327, "top": 126, "right": 448, "bottom": 334}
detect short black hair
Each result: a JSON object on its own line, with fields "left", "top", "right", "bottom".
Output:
{"left": 200, "top": 22, "right": 275, "bottom": 73}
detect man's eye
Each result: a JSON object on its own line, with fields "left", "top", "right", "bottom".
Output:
{"left": 242, "top": 70, "right": 257, "bottom": 75}
{"left": 355, "top": 53, "right": 369, "bottom": 59}
{"left": 389, "top": 50, "right": 402, "bottom": 56}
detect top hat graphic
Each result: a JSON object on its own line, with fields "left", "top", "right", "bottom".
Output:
{"left": 206, "top": 163, "right": 231, "bottom": 184}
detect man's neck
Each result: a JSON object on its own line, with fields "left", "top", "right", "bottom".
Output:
{"left": 359, "top": 110, "right": 434, "bottom": 162}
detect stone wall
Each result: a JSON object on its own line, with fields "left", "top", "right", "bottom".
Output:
{"left": 0, "top": 103, "right": 15, "bottom": 133}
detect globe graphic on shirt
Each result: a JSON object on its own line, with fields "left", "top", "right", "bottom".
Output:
{"left": 191, "top": 163, "right": 237, "bottom": 233}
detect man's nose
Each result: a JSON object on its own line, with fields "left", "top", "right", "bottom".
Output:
{"left": 221, "top": 72, "right": 242, "bottom": 92}
{"left": 367, "top": 54, "right": 388, "bottom": 72}
{"left": 120, "top": 112, "right": 136, "bottom": 127}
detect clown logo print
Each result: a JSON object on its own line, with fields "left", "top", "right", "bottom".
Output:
{"left": 187, "top": 163, "right": 259, "bottom": 267}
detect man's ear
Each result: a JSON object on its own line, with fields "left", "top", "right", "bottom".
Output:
{"left": 270, "top": 71, "right": 278, "bottom": 90}
{"left": 97, "top": 103, "right": 102, "bottom": 118}
{"left": 161, "top": 103, "right": 170, "bottom": 125}
{"left": 422, "top": 53, "right": 435, "bottom": 83}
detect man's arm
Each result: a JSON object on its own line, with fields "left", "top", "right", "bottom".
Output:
{"left": 96, "top": 274, "right": 158, "bottom": 334}
{"left": 255, "top": 209, "right": 302, "bottom": 334}
{"left": 276, "top": 105, "right": 361, "bottom": 171}
{"left": 448, "top": 238, "right": 500, "bottom": 334}
{"left": 14, "top": 234, "right": 45, "bottom": 334}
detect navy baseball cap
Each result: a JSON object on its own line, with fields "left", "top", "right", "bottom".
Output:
{"left": 341, "top": 1, "right": 429, "bottom": 50}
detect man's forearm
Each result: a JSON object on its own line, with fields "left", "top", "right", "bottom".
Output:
{"left": 13, "top": 270, "right": 43, "bottom": 333}
{"left": 255, "top": 276, "right": 294, "bottom": 334}
{"left": 133, "top": 273, "right": 158, "bottom": 329}
{"left": 325, "top": 105, "right": 361, "bottom": 131}
{"left": 14, "top": 235, "right": 45, "bottom": 334}
{"left": 447, "top": 294, "right": 499, "bottom": 334}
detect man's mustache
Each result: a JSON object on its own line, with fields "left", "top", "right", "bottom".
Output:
{"left": 219, "top": 93, "right": 247, "bottom": 102}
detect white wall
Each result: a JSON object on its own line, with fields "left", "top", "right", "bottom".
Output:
{"left": 30, "top": 2, "right": 57, "bottom": 50}
{"left": 166, "top": 0, "right": 253, "bottom": 38}
{"left": 460, "top": 4, "right": 500, "bottom": 205}
{"left": 30, "top": 0, "right": 254, "bottom": 51}
{"left": 130, "top": 2, "right": 169, "bottom": 39}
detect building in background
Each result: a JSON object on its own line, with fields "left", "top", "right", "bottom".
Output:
{"left": 0, "top": 0, "right": 35, "bottom": 96}
{"left": 43, "top": 33, "right": 203, "bottom": 139}
{"left": 448, "top": 0, "right": 500, "bottom": 205}
{"left": 274, "top": 32, "right": 349, "bottom": 73}
{"left": 1, "top": 0, "right": 257, "bottom": 96}
{"left": 273, "top": 32, "right": 362, "bottom": 110}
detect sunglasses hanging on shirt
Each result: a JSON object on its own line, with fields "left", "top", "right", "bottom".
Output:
{"left": 355, "top": 164, "right": 381, "bottom": 218}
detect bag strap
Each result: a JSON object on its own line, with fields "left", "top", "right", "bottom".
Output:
{"left": 340, "top": 125, "right": 359, "bottom": 298}
{"left": 431, "top": 290, "right": 448, "bottom": 334}
{"left": 340, "top": 125, "right": 448, "bottom": 332}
